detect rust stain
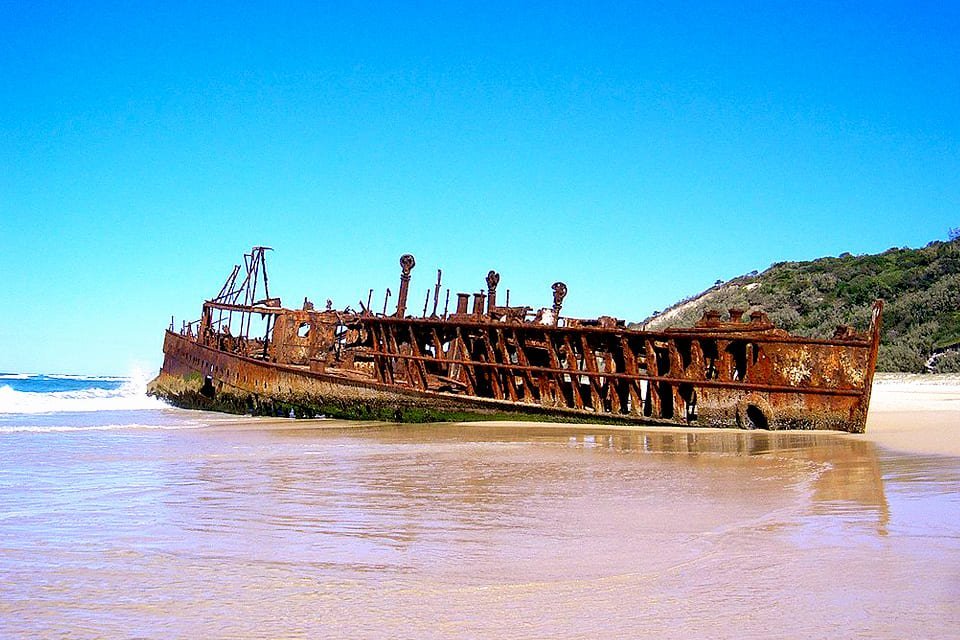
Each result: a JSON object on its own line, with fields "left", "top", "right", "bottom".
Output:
{"left": 151, "top": 248, "right": 883, "bottom": 432}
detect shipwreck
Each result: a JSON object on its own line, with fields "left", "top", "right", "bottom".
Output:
{"left": 148, "top": 247, "right": 883, "bottom": 432}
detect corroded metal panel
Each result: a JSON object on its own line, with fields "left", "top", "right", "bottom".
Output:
{"left": 149, "top": 249, "right": 882, "bottom": 432}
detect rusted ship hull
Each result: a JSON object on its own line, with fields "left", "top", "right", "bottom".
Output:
{"left": 149, "top": 248, "right": 882, "bottom": 432}
{"left": 151, "top": 330, "right": 614, "bottom": 423}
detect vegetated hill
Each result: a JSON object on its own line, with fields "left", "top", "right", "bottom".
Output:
{"left": 641, "top": 237, "right": 960, "bottom": 373}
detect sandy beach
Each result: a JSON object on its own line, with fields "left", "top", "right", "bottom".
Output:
{"left": 2, "top": 372, "right": 958, "bottom": 639}
{"left": 857, "top": 373, "right": 960, "bottom": 457}
{"left": 188, "top": 372, "right": 960, "bottom": 464}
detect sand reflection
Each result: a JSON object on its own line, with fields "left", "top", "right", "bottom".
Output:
{"left": 393, "top": 423, "right": 888, "bottom": 507}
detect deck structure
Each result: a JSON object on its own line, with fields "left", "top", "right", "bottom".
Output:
{"left": 150, "top": 248, "right": 882, "bottom": 432}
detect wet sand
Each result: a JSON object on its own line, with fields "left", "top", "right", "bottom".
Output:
{"left": 2, "top": 377, "right": 957, "bottom": 638}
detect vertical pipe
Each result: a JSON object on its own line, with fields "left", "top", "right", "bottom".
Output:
{"left": 472, "top": 292, "right": 486, "bottom": 316}
{"left": 431, "top": 269, "right": 442, "bottom": 317}
{"left": 456, "top": 293, "right": 470, "bottom": 315}
{"left": 395, "top": 254, "right": 416, "bottom": 317}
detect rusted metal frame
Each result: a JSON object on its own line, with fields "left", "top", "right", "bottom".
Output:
{"left": 405, "top": 325, "right": 430, "bottom": 390}
{"left": 643, "top": 339, "right": 662, "bottom": 418}
{"left": 260, "top": 315, "right": 273, "bottom": 359}
{"left": 383, "top": 324, "right": 416, "bottom": 386}
{"left": 690, "top": 340, "right": 705, "bottom": 379}
{"left": 367, "top": 322, "right": 394, "bottom": 385}
{"left": 433, "top": 327, "right": 469, "bottom": 392}
{"left": 458, "top": 350, "right": 864, "bottom": 403}
{"left": 480, "top": 328, "right": 506, "bottom": 399}
{"left": 203, "top": 301, "right": 286, "bottom": 316}
{"left": 509, "top": 330, "right": 540, "bottom": 403}
{"left": 577, "top": 334, "right": 606, "bottom": 411}
{"left": 381, "top": 324, "right": 408, "bottom": 384}
{"left": 213, "top": 264, "right": 241, "bottom": 303}
{"left": 216, "top": 305, "right": 226, "bottom": 339}
{"left": 238, "top": 251, "right": 255, "bottom": 306}
{"left": 681, "top": 339, "right": 707, "bottom": 418}
{"left": 492, "top": 330, "right": 517, "bottom": 401}
{"left": 305, "top": 313, "right": 319, "bottom": 364}
{"left": 619, "top": 336, "right": 644, "bottom": 416}
{"left": 662, "top": 330, "right": 873, "bottom": 348}
{"left": 429, "top": 328, "right": 450, "bottom": 376}
{"left": 370, "top": 316, "right": 875, "bottom": 398}
{"left": 361, "top": 350, "right": 867, "bottom": 398}
{"left": 559, "top": 335, "right": 585, "bottom": 410}
{"left": 223, "top": 248, "right": 265, "bottom": 316}
{"left": 470, "top": 328, "right": 500, "bottom": 399}
{"left": 259, "top": 249, "right": 271, "bottom": 300}
{"left": 170, "top": 330, "right": 435, "bottom": 397}
{"left": 716, "top": 339, "right": 734, "bottom": 382}
{"left": 506, "top": 328, "right": 537, "bottom": 401}
{"left": 453, "top": 327, "right": 478, "bottom": 395}
{"left": 387, "top": 327, "right": 418, "bottom": 387}
{"left": 587, "top": 334, "right": 615, "bottom": 411}
{"left": 855, "top": 300, "right": 884, "bottom": 422}
{"left": 539, "top": 332, "right": 566, "bottom": 408}
{"left": 241, "top": 251, "right": 260, "bottom": 340}
{"left": 444, "top": 328, "right": 465, "bottom": 388}
{"left": 668, "top": 342, "right": 683, "bottom": 377}
{"left": 667, "top": 341, "right": 687, "bottom": 417}
{"left": 538, "top": 329, "right": 564, "bottom": 407}
{"left": 598, "top": 338, "right": 624, "bottom": 414}
{"left": 491, "top": 328, "right": 520, "bottom": 402}
{"left": 478, "top": 328, "right": 506, "bottom": 400}
{"left": 371, "top": 316, "right": 873, "bottom": 349}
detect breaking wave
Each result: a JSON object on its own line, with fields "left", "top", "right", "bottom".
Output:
{"left": 0, "top": 373, "right": 167, "bottom": 414}
{"left": 0, "top": 422, "right": 202, "bottom": 433}
{"left": 43, "top": 374, "right": 129, "bottom": 381}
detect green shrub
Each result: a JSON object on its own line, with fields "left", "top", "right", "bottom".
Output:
{"left": 645, "top": 237, "right": 960, "bottom": 372}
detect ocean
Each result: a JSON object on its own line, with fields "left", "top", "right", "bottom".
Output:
{"left": 0, "top": 372, "right": 230, "bottom": 431}
{"left": 1, "top": 373, "right": 958, "bottom": 638}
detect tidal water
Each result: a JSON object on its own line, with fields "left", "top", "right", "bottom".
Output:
{"left": 1, "top": 374, "right": 958, "bottom": 638}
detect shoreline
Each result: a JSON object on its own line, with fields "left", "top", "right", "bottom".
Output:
{"left": 196, "top": 373, "right": 960, "bottom": 457}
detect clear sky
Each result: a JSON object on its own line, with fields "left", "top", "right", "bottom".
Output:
{"left": 1, "top": 1, "right": 957, "bottom": 375}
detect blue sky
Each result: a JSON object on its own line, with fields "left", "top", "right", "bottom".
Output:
{"left": 1, "top": 1, "right": 957, "bottom": 375}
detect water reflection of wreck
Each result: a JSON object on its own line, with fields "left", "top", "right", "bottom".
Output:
{"left": 149, "top": 247, "right": 883, "bottom": 432}
{"left": 440, "top": 425, "right": 889, "bottom": 525}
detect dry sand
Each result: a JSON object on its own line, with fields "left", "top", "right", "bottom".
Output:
{"left": 857, "top": 372, "right": 960, "bottom": 457}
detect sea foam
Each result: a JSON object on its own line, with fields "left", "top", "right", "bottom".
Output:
{"left": 0, "top": 375, "right": 167, "bottom": 414}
